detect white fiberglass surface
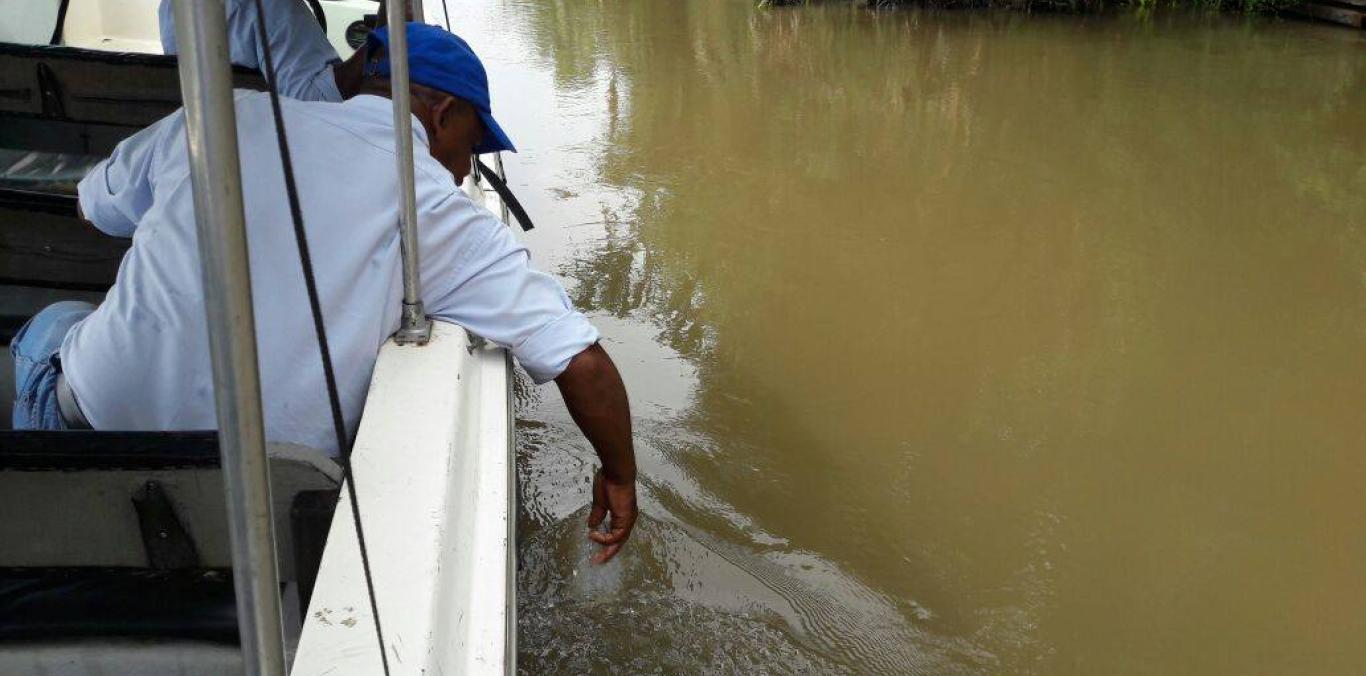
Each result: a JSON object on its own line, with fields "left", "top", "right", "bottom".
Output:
{"left": 60, "top": 0, "right": 162, "bottom": 53}
{"left": 291, "top": 322, "right": 511, "bottom": 675}
{"left": 0, "top": 0, "right": 63, "bottom": 46}
{"left": 317, "top": 0, "right": 377, "bottom": 58}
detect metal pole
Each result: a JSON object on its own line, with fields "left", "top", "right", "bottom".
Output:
{"left": 409, "top": 0, "right": 425, "bottom": 24}
{"left": 388, "top": 4, "right": 432, "bottom": 345}
{"left": 170, "top": 1, "right": 286, "bottom": 673}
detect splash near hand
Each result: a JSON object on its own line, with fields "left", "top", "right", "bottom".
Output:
{"left": 587, "top": 467, "right": 637, "bottom": 564}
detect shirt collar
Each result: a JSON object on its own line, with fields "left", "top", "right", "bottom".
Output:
{"left": 348, "top": 94, "right": 431, "bottom": 147}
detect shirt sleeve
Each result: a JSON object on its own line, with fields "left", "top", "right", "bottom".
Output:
{"left": 423, "top": 193, "right": 599, "bottom": 384}
{"left": 239, "top": 0, "right": 342, "bottom": 102}
{"left": 76, "top": 113, "right": 179, "bottom": 238}
{"left": 157, "top": 0, "right": 176, "bottom": 55}
{"left": 160, "top": 0, "right": 341, "bottom": 102}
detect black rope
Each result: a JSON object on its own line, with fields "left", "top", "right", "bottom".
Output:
{"left": 249, "top": 2, "right": 391, "bottom": 673}
{"left": 475, "top": 158, "right": 535, "bottom": 231}
{"left": 49, "top": 0, "right": 72, "bottom": 45}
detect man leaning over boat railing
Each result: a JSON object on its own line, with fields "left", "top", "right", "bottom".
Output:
{"left": 10, "top": 22, "right": 639, "bottom": 563}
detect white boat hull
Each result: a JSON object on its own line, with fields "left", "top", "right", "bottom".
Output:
{"left": 291, "top": 322, "right": 513, "bottom": 674}
{"left": 292, "top": 175, "right": 517, "bottom": 675}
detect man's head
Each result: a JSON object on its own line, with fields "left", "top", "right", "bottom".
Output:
{"left": 357, "top": 23, "right": 515, "bottom": 182}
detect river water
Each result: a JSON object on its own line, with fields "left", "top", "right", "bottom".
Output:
{"left": 445, "top": 1, "right": 1366, "bottom": 673}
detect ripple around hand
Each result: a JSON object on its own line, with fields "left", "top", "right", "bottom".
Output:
{"left": 517, "top": 508, "right": 997, "bottom": 675}
{"left": 516, "top": 413, "right": 1014, "bottom": 674}
{"left": 518, "top": 512, "right": 846, "bottom": 675}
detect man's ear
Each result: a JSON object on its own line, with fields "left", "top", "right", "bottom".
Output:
{"left": 364, "top": 46, "right": 386, "bottom": 74}
{"left": 432, "top": 96, "right": 458, "bottom": 131}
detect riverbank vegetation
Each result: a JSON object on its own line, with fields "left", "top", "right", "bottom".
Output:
{"left": 760, "top": 0, "right": 1300, "bottom": 15}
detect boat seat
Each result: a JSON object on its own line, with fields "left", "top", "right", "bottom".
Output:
{"left": 0, "top": 430, "right": 341, "bottom": 644}
{"left": 0, "top": 431, "right": 340, "bottom": 576}
{"left": 0, "top": 42, "right": 267, "bottom": 157}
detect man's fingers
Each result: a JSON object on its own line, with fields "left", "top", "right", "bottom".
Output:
{"left": 588, "top": 526, "right": 627, "bottom": 545}
{"left": 585, "top": 467, "right": 637, "bottom": 563}
{"left": 588, "top": 508, "right": 636, "bottom": 546}
{"left": 587, "top": 503, "right": 607, "bottom": 530}
{"left": 586, "top": 470, "right": 608, "bottom": 530}
{"left": 592, "top": 542, "right": 623, "bottom": 564}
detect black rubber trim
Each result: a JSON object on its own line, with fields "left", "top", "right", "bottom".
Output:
{"left": 0, "top": 113, "right": 146, "bottom": 156}
{"left": 0, "top": 277, "right": 114, "bottom": 293}
{"left": 0, "top": 431, "right": 221, "bottom": 470}
{"left": 0, "top": 188, "right": 79, "bottom": 216}
{"left": 0, "top": 42, "right": 180, "bottom": 67}
{"left": 0, "top": 567, "right": 239, "bottom": 644}
{"left": 0, "top": 42, "right": 266, "bottom": 78}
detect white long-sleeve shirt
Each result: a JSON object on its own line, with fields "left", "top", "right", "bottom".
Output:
{"left": 159, "top": 0, "right": 343, "bottom": 102}
{"left": 68, "top": 92, "right": 598, "bottom": 455}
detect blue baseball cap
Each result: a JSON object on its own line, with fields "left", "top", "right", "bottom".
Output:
{"left": 367, "top": 23, "right": 515, "bottom": 154}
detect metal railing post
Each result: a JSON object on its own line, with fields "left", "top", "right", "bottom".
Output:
{"left": 388, "top": 4, "right": 432, "bottom": 345}
{"left": 170, "top": 1, "right": 286, "bottom": 673}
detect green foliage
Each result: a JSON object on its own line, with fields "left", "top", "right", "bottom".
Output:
{"left": 1229, "top": 0, "right": 1298, "bottom": 12}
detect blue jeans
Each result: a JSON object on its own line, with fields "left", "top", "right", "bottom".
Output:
{"left": 10, "top": 301, "right": 95, "bottom": 430}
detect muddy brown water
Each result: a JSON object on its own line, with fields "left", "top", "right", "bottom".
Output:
{"left": 445, "top": 1, "right": 1366, "bottom": 672}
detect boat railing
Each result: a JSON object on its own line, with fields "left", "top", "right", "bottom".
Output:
{"left": 168, "top": 0, "right": 287, "bottom": 672}
{"left": 385, "top": 0, "right": 431, "bottom": 346}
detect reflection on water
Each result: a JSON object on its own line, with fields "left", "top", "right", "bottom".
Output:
{"left": 452, "top": 0, "right": 1366, "bottom": 672}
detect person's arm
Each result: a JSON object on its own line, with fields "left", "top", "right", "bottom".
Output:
{"left": 77, "top": 112, "right": 180, "bottom": 237}
{"left": 555, "top": 343, "right": 638, "bottom": 563}
{"left": 243, "top": 0, "right": 343, "bottom": 101}
{"left": 160, "top": 0, "right": 342, "bottom": 102}
{"left": 425, "top": 198, "right": 639, "bottom": 562}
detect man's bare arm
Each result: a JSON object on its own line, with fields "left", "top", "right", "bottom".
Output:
{"left": 554, "top": 342, "right": 638, "bottom": 563}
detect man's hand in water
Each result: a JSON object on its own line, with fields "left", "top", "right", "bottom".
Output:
{"left": 588, "top": 467, "right": 637, "bottom": 564}
{"left": 555, "top": 342, "right": 639, "bottom": 564}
